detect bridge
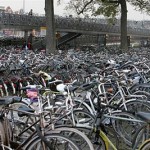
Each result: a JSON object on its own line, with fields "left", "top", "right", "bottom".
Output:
{"left": 0, "top": 12, "right": 150, "bottom": 48}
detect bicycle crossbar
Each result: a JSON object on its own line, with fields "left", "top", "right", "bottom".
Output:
{"left": 103, "top": 114, "right": 144, "bottom": 123}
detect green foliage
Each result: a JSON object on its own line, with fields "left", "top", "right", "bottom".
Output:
{"left": 65, "top": 0, "right": 97, "bottom": 15}
{"left": 61, "top": 0, "right": 150, "bottom": 18}
{"left": 127, "top": 0, "right": 150, "bottom": 12}
{"left": 57, "top": 0, "right": 149, "bottom": 52}
{"left": 93, "top": 1, "right": 119, "bottom": 18}
{"left": 127, "top": 0, "right": 150, "bottom": 16}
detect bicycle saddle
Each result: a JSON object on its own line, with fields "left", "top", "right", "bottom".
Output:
{"left": 136, "top": 111, "right": 150, "bottom": 123}
{"left": 18, "top": 105, "right": 34, "bottom": 117}
{"left": 0, "top": 96, "right": 22, "bottom": 105}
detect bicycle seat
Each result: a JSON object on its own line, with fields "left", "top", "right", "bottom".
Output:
{"left": 10, "top": 76, "right": 22, "bottom": 82}
{"left": 64, "top": 86, "right": 78, "bottom": 92}
{"left": 18, "top": 105, "right": 34, "bottom": 117}
{"left": 136, "top": 111, "right": 150, "bottom": 123}
{"left": 20, "top": 85, "right": 42, "bottom": 91}
{"left": 0, "top": 96, "right": 22, "bottom": 105}
{"left": 23, "top": 77, "right": 33, "bottom": 81}
{"left": 80, "top": 82, "right": 96, "bottom": 91}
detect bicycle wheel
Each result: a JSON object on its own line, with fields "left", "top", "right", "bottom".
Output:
{"left": 25, "top": 133, "right": 80, "bottom": 150}
{"left": 132, "top": 90, "right": 150, "bottom": 100}
{"left": 67, "top": 109, "right": 95, "bottom": 127}
{"left": 55, "top": 109, "right": 95, "bottom": 127}
{"left": 53, "top": 127, "right": 94, "bottom": 150}
{"left": 132, "top": 124, "right": 149, "bottom": 150}
{"left": 0, "top": 121, "right": 6, "bottom": 145}
{"left": 0, "top": 118, "right": 14, "bottom": 150}
{"left": 74, "top": 99, "right": 94, "bottom": 115}
{"left": 120, "top": 99, "right": 150, "bottom": 113}
{"left": 106, "top": 111, "right": 142, "bottom": 146}
{"left": 74, "top": 126, "right": 107, "bottom": 150}
{"left": 139, "top": 139, "right": 150, "bottom": 150}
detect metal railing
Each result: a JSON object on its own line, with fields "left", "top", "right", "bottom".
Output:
{"left": 0, "top": 12, "right": 150, "bottom": 36}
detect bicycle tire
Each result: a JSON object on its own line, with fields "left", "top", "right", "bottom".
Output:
{"left": 74, "top": 99, "right": 94, "bottom": 115}
{"left": 53, "top": 127, "right": 94, "bottom": 150}
{"left": 54, "top": 109, "right": 95, "bottom": 127}
{"left": 74, "top": 126, "right": 107, "bottom": 150}
{"left": 25, "top": 133, "right": 81, "bottom": 150}
{"left": 0, "top": 120, "right": 6, "bottom": 145}
{"left": 0, "top": 118, "right": 13, "bottom": 149}
{"left": 132, "top": 90, "right": 150, "bottom": 100}
{"left": 106, "top": 111, "right": 142, "bottom": 146}
{"left": 132, "top": 124, "right": 148, "bottom": 150}
{"left": 66, "top": 109, "right": 95, "bottom": 127}
{"left": 120, "top": 99, "right": 150, "bottom": 113}
{"left": 139, "top": 139, "right": 150, "bottom": 150}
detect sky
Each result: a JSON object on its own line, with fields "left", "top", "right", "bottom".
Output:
{"left": 0, "top": 0, "right": 150, "bottom": 21}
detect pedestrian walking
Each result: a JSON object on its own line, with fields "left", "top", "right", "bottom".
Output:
{"left": 28, "top": 9, "right": 33, "bottom": 16}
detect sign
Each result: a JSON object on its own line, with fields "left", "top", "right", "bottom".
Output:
{"left": 3, "top": 29, "right": 13, "bottom": 36}
{"left": 98, "top": 34, "right": 106, "bottom": 47}
{"left": 56, "top": 32, "right": 61, "bottom": 39}
{"left": 40, "top": 27, "right": 46, "bottom": 37}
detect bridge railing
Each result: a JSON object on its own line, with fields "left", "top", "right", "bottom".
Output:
{"left": 55, "top": 16, "right": 150, "bottom": 36}
{"left": 0, "top": 12, "right": 46, "bottom": 27}
{"left": 0, "top": 12, "right": 150, "bottom": 36}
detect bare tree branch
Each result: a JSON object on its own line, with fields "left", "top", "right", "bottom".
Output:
{"left": 108, "top": 0, "right": 119, "bottom": 3}
{"left": 108, "top": 0, "right": 120, "bottom": 6}
{"left": 77, "top": 0, "right": 94, "bottom": 14}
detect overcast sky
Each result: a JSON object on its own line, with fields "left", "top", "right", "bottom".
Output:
{"left": 0, "top": 0, "right": 150, "bottom": 21}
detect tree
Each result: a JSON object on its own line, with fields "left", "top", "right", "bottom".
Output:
{"left": 120, "top": 0, "right": 128, "bottom": 52}
{"left": 45, "top": 0, "right": 56, "bottom": 54}
{"left": 63, "top": 0, "right": 150, "bottom": 52}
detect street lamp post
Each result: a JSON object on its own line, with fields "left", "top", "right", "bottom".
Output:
{"left": 23, "top": 0, "right": 25, "bottom": 14}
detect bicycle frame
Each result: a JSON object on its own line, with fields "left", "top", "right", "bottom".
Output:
{"left": 1, "top": 86, "right": 56, "bottom": 149}
{"left": 0, "top": 106, "right": 38, "bottom": 150}
{"left": 95, "top": 114, "right": 144, "bottom": 150}
{"left": 98, "top": 81, "right": 128, "bottom": 111}
{"left": 138, "top": 139, "right": 150, "bottom": 150}
{"left": 100, "top": 129, "right": 117, "bottom": 150}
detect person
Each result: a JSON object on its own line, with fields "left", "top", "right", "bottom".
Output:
{"left": 5, "top": 6, "right": 13, "bottom": 13}
{"left": 28, "top": 9, "right": 33, "bottom": 16}
{"left": 22, "top": 41, "right": 28, "bottom": 54}
{"left": 27, "top": 42, "right": 33, "bottom": 50}
{"left": 22, "top": 41, "right": 27, "bottom": 50}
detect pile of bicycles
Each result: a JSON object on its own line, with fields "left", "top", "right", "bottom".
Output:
{"left": 0, "top": 48, "right": 150, "bottom": 149}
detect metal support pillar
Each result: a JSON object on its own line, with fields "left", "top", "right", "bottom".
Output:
{"left": 98, "top": 34, "right": 106, "bottom": 50}
{"left": 24, "top": 30, "right": 28, "bottom": 43}
{"left": 127, "top": 36, "right": 130, "bottom": 47}
{"left": 28, "top": 32, "right": 33, "bottom": 44}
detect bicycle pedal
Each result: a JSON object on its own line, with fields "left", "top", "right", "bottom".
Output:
{"left": 93, "top": 141, "right": 99, "bottom": 145}
{"left": 45, "top": 106, "right": 53, "bottom": 110}
{"left": 10, "top": 140, "right": 21, "bottom": 149}
{"left": 55, "top": 102, "right": 64, "bottom": 106}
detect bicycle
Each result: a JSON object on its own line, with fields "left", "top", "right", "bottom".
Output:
{"left": 132, "top": 111, "right": 150, "bottom": 150}
{"left": 0, "top": 95, "right": 83, "bottom": 149}
{"left": 7, "top": 85, "right": 95, "bottom": 150}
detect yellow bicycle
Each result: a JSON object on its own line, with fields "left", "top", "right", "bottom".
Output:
{"left": 138, "top": 139, "right": 150, "bottom": 150}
